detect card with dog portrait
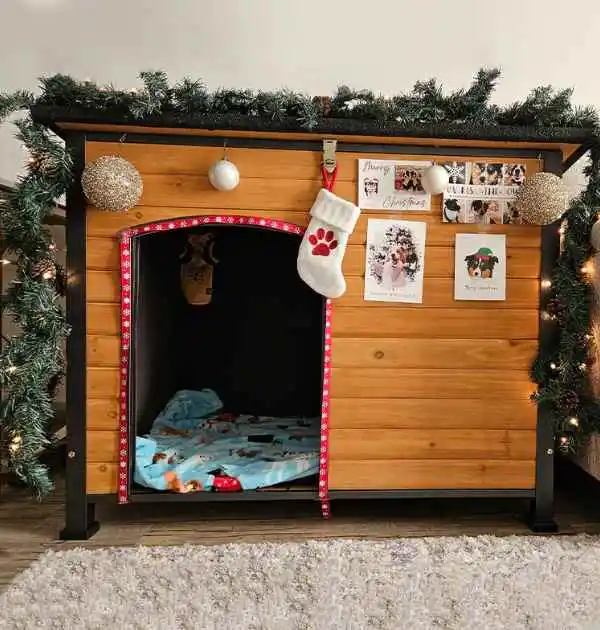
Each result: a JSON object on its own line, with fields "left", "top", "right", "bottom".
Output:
{"left": 364, "top": 219, "right": 426, "bottom": 303}
{"left": 454, "top": 234, "right": 506, "bottom": 301}
{"left": 359, "top": 159, "right": 432, "bottom": 211}
{"left": 442, "top": 162, "right": 527, "bottom": 224}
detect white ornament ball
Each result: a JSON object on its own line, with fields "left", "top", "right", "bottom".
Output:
{"left": 421, "top": 164, "right": 450, "bottom": 195}
{"left": 81, "top": 155, "right": 143, "bottom": 212}
{"left": 591, "top": 220, "right": 600, "bottom": 252}
{"left": 208, "top": 159, "right": 240, "bottom": 191}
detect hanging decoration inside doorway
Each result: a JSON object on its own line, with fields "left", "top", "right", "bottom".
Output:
{"left": 81, "top": 155, "right": 143, "bottom": 211}
{"left": 180, "top": 232, "right": 219, "bottom": 306}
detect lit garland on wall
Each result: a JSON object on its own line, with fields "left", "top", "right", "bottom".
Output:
{"left": 1, "top": 68, "right": 600, "bottom": 495}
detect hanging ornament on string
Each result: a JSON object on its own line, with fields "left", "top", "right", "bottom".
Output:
{"left": 208, "top": 143, "right": 240, "bottom": 191}
{"left": 421, "top": 163, "right": 450, "bottom": 195}
{"left": 82, "top": 155, "right": 143, "bottom": 212}
{"left": 512, "top": 166, "right": 569, "bottom": 225}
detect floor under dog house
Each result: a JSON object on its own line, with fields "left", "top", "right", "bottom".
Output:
{"left": 128, "top": 223, "right": 325, "bottom": 497}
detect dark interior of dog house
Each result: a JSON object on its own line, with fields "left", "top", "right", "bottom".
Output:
{"left": 129, "top": 225, "right": 325, "bottom": 494}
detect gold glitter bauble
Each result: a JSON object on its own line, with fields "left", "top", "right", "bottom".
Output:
{"left": 81, "top": 156, "right": 143, "bottom": 212}
{"left": 513, "top": 172, "right": 569, "bottom": 226}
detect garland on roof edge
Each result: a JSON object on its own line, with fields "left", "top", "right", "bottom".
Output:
{"left": 0, "top": 68, "right": 600, "bottom": 495}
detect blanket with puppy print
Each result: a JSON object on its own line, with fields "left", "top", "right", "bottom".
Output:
{"left": 134, "top": 389, "right": 319, "bottom": 493}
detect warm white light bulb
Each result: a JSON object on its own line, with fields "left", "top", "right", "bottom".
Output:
{"left": 541, "top": 279, "right": 552, "bottom": 289}
{"left": 42, "top": 270, "right": 54, "bottom": 280}
{"left": 569, "top": 417, "right": 580, "bottom": 428}
{"left": 550, "top": 362, "right": 557, "bottom": 370}
{"left": 579, "top": 363, "right": 587, "bottom": 371}
{"left": 6, "top": 365, "right": 17, "bottom": 374}
{"left": 1, "top": 259, "right": 11, "bottom": 265}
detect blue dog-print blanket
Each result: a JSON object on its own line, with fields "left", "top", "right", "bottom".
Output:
{"left": 134, "top": 389, "right": 319, "bottom": 493}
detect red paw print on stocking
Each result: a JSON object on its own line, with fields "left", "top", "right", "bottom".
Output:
{"left": 309, "top": 228, "right": 338, "bottom": 256}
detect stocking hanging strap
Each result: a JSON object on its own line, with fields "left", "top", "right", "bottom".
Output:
{"left": 321, "top": 164, "right": 338, "bottom": 192}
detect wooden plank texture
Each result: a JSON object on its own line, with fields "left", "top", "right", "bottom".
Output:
{"left": 88, "top": 303, "right": 120, "bottom": 335}
{"left": 87, "top": 398, "right": 120, "bottom": 430}
{"left": 87, "top": 206, "right": 542, "bottom": 248}
{"left": 86, "top": 142, "right": 541, "bottom": 182}
{"left": 332, "top": 307, "right": 538, "bottom": 339}
{"left": 87, "top": 462, "right": 118, "bottom": 494}
{"left": 330, "top": 367, "right": 535, "bottom": 399}
{"left": 86, "top": 238, "right": 540, "bottom": 280}
{"left": 88, "top": 368, "right": 120, "bottom": 399}
{"left": 328, "top": 398, "right": 537, "bottom": 430}
{"left": 332, "top": 338, "right": 537, "bottom": 370}
{"left": 87, "top": 430, "right": 119, "bottom": 462}
{"left": 87, "top": 335, "right": 120, "bottom": 367}
{"left": 329, "top": 429, "right": 536, "bottom": 461}
{"left": 328, "top": 460, "right": 535, "bottom": 490}
{"left": 341, "top": 277, "right": 538, "bottom": 309}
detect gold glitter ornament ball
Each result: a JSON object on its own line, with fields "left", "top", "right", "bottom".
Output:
{"left": 81, "top": 156, "right": 143, "bottom": 212}
{"left": 513, "top": 172, "right": 569, "bottom": 226}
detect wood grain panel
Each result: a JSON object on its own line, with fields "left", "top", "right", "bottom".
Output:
{"left": 140, "top": 174, "right": 356, "bottom": 210}
{"left": 329, "top": 429, "right": 536, "bottom": 460}
{"left": 330, "top": 367, "right": 534, "bottom": 399}
{"left": 87, "top": 207, "right": 542, "bottom": 248}
{"left": 87, "top": 207, "right": 309, "bottom": 238}
{"left": 328, "top": 398, "right": 537, "bottom": 430}
{"left": 86, "top": 239, "right": 539, "bottom": 280}
{"left": 87, "top": 237, "right": 119, "bottom": 269}
{"left": 87, "top": 430, "right": 119, "bottom": 462}
{"left": 86, "top": 141, "right": 541, "bottom": 182}
{"left": 88, "top": 367, "right": 120, "bottom": 399}
{"left": 332, "top": 307, "right": 538, "bottom": 339}
{"left": 87, "top": 398, "right": 120, "bottom": 430}
{"left": 87, "top": 335, "right": 120, "bottom": 367}
{"left": 87, "top": 462, "right": 118, "bottom": 494}
{"left": 332, "top": 338, "right": 537, "bottom": 370}
{"left": 88, "top": 303, "right": 120, "bottom": 335}
{"left": 341, "top": 277, "right": 538, "bottom": 309}
{"left": 87, "top": 270, "right": 119, "bottom": 303}
{"left": 328, "top": 460, "right": 535, "bottom": 490}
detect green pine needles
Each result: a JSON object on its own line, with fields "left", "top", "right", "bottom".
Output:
{"left": 532, "top": 147, "right": 600, "bottom": 450}
{"left": 0, "top": 67, "right": 600, "bottom": 495}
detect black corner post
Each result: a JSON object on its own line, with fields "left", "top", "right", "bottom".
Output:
{"left": 529, "top": 150, "right": 563, "bottom": 533}
{"left": 59, "top": 132, "right": 99, "bottom": 540}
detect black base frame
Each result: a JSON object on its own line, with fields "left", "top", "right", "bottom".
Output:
{"left": 60, "top": 131, "right": 562, "bottom": 540}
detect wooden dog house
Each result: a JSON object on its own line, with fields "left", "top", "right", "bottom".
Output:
{"left": 33, "top": 108, "right": 593, "bottom": 539}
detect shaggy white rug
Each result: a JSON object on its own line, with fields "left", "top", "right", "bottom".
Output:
{"left": 2, "top": 535, "right": 600, "bottom": 629}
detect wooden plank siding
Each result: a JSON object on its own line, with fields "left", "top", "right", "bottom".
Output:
{"left": 84, "top": 140, "right": 540, "bottom": 494}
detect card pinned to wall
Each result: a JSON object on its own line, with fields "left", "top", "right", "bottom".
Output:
{"left": 364, "top": 218, "right": 427, "bottom": 303}
{"left": 454, "top": 233, "right": 506, "bottom": 301}
{"left": 358, "top": 159, "right": 432, "bottom": 211}
{"left": 441, "top": 161, "right": 526, "bottom": 225}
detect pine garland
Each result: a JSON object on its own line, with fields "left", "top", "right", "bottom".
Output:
{"left": 0, "top": 106, "right": 71, "bottom": 496}
{"left": 1, "top": 67, "right": 600, "bottom": 495}
{"left": 532, "top": 147, "right": 600, "bottom": 451}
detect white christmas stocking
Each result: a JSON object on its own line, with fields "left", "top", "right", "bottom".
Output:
{"left": 297, "top": 188, "right": 361, "bottom": 298}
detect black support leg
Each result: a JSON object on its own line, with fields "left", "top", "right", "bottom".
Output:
{"left": 60, "top": 500, "right": 100, "bottom": 540}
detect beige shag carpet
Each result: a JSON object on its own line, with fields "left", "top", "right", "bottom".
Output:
{"left": 2, "top": 535, "right": 600, "bottom": 629}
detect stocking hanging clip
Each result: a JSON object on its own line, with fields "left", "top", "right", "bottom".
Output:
{"left": 321, "top": 139, "right": 338, "bottom": 192}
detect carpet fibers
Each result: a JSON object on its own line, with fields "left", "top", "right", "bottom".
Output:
{"left": 2, "top": 535, "right": 600, "bottom": 629}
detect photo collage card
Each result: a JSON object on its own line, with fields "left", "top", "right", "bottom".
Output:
{"left": 441, "top": 161, "right": 526, "bottom": 225}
